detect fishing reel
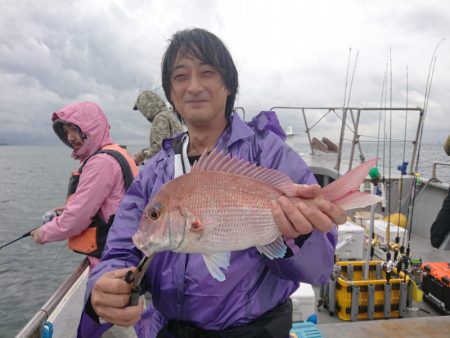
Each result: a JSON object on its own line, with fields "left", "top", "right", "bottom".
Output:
{"left": 381, "top": 251, "right": 396, "bottom": 282}
{"left": 383, "top": 258, "right": 395, "bottom": 274}
{"left": 389, "top": 242, "right": 401, "bottom": 254}
{"left": 394, "top": 248, "right": 423, "bottom": 286}
{"left": 42, "top": 210, "right": 58, "bottom": 224}
{"left": 406, "top": 257, "right": 424, "bottom": 286}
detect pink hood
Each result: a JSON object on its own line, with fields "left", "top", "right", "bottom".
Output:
{"left": 52, "top": 102, "right": 112, "bottom": 160}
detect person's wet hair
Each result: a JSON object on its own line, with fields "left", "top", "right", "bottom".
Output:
{"left": 162, "top": 28, "right": 239, "bottom": 120}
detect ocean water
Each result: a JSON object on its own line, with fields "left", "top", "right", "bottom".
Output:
{"left": 0, "top": 143, "right": 449, "bottom": 337}
{"left": 286, "top": 137, "right": 450, "bottom": 183}
{"left": 0, "top": 145, "right": 143, "bottom": 338}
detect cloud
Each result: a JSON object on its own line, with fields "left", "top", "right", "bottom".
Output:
{"left": 0, "top": 0, "right": 449, "bottom": 145}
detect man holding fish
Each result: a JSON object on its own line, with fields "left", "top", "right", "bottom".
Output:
{"left": 78, "top": 28, "right": 353, "bottom": 338}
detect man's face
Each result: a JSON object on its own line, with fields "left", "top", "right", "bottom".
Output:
{"left": 170, "top": 54, "right": 230, "bottom": 127}
{"left": 63, "top": 123, "right": 83, "bottom": 152}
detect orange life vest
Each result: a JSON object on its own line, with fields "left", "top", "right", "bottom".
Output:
{"left": 67, "top": 144, "right": 138, "bottom": 258}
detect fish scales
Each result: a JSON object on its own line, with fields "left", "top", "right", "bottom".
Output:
{"left": 133, "top": 148, "right": 381, "bottom": 281}
{"left": 163, "top": 171, "right": 283, "bottom": 252}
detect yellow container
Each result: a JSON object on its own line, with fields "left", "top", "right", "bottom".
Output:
{"left": 335, "top": 260, "right": 410, "bottom": 321}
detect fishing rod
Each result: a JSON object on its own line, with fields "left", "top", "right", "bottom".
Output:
{"left": 399, "top": 55, "right": 438, "bottom": 282}
{"left": 0, "top": 227, "right": 38, "bottom": 250}
{"left": 367, "top": 58, "right": 388, "bottom": 262}
{"left": 397, "top": 66, "right": 409, "bottom": 263}
{"left": 381, "top": 49, "right": 389, "bottom": 220}
{"left": 406, "top": 38, "right": 444, "bottom": 255}
{"left": 385, "top": 47, "right": 394, "bottom": 277}
{"left": 0, "top": 210, "right": 58, "bottom": 250}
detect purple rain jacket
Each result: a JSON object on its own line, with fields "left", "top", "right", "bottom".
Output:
{"left": 78, "top": 111, "right": 337, "bottom": 337}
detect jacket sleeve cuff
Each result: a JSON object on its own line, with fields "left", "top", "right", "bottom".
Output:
{"left": 283, "top": 232, "right": 312, "bottom": 258}
{"left": 85, "top": 294, "right": 100, "bottom": 323}
{"left": 38, "top": 222, "right": 52, "bottom": 243}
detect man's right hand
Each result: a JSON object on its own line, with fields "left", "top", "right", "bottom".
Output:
{"left": 91, "top": 268, "right": 144, "bottom": 327}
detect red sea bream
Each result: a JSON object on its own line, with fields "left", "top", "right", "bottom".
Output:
{"left": 132, "top": 149, "right": 380, "bottom": 281}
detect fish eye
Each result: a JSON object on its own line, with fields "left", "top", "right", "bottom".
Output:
{"left": 149, "top": 205, "right": 161, "bottom": 220}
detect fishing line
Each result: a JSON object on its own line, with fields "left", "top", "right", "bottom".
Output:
{"left": 376, "top": 61, "right": 388, "bottom": 161}
{"left": 342, "top": 48, "right": 351, "bottom": 113}
{"left": 346, "top": 50, "right": 359, "bottom": 108}
{"left": 346, "top": 50, "right": 366, "bottom": 164}
{"left": 337, "top": 47, "right": 352, "bottom": 177}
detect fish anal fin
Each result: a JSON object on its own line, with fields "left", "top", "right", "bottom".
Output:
{"left": 256, "top": 236, "right": 287, "bottom": 259}
{"left": 203, "top": 252, "right": 231, "bottom": 282}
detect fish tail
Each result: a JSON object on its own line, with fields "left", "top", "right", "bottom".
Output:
{"left": 332, "top": 191, "right": 382, "bottom": 210}
{"left": 321, "top": 158, "right": 381, "bottom": 210}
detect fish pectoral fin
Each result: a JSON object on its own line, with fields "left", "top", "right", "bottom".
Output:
{"left": 203, "top": 252, "right": 231, "bottom": 282}
{"left": 190, "top": 219, "right": 203, "bottom": 232}
{"left": 182, "top": 210, "right": 219, "bottom": 234}
{"left": 198, "top": 215, "right": 222, "bottom": 234}
{"left": 256, "top": 236, "right": 287, "bottom": 259}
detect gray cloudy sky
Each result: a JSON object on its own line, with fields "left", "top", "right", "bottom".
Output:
{"left": 1, "top": 0, "right": 449, "bottom": 145}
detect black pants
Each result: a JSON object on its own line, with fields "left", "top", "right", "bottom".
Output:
{"left": 430, "top": 187, "right": 450, "bottom": 248}
{"left": 156, "top": 299, "right": 293, "bottom": 338}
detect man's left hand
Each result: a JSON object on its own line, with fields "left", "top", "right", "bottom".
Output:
{"left": 270, "top": 184, "right": 346, "bottom": 238}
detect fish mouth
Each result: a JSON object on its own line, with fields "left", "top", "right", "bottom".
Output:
{"left": 132, "top": 210, "right": 186, "bottom": 255}
{"left": 132, "top": 231, "right": 155, "bottom": 256}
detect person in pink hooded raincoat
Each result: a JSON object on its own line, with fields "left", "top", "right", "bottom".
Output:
{"left": 31, "top": 102, "right": 138, "bottom": 268}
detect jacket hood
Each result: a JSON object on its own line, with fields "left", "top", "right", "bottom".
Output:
{"left": 52, "top": 102, "right": 112, "bottom": 160}
{"left": 133, "top": 91, "right": 168, "bottom": 122}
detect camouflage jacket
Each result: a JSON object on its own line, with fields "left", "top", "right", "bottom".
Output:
{"left": 141, "top": 110, "right": 183, "bottom": 159}
{"left": 134, "top": 91, "right": 183, "bottom": 160}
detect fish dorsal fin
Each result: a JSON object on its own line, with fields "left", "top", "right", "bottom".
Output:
{"left": 191, "top": 148, "right": 296, "bottom": 197}
{"left": 321, "top": 158, "right": 378, "bottom": 202}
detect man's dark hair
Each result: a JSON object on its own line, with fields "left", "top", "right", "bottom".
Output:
{"left": 161, "top": 28, "right": 239, "bottom": 120}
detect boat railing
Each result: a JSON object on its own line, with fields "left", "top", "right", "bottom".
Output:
{"left": 268, "top": 106, "right": 424, "bottom": 174}
{"left": 15, "top": 258, "right": 88, "bottom": 338}
{"left": 430, "top": 161, "right": 450, "bottom": 183}
{"left": 233, "top": 106, "right": 246, "bottom": 121}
